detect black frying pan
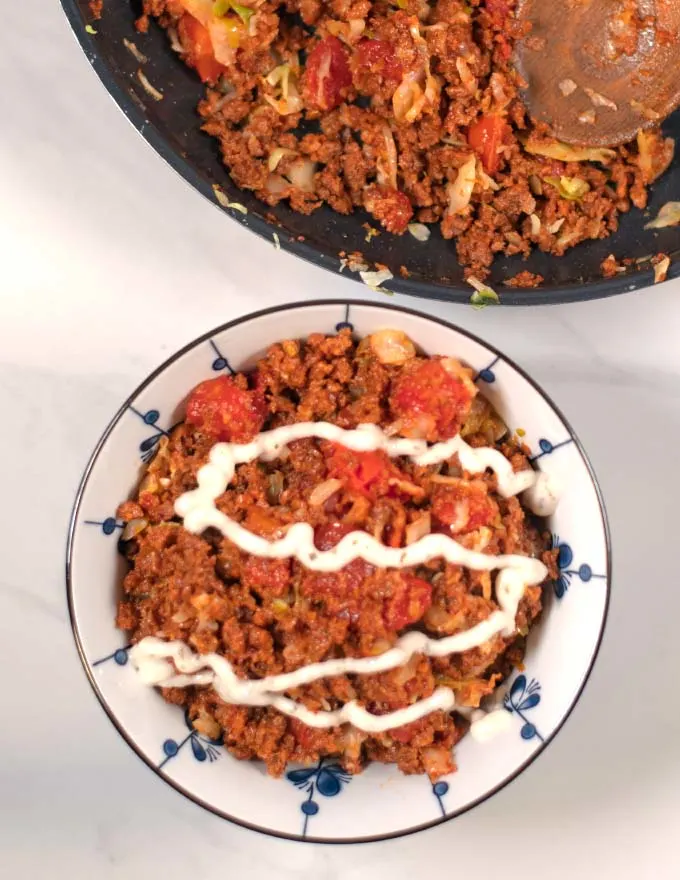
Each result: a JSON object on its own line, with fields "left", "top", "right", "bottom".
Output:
{"left": 60, "top": 0, "right": 680, "bottom": 304}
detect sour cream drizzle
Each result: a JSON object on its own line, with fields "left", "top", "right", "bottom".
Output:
{"left": 129, "top": 421, "right": 558, "bottom": 734}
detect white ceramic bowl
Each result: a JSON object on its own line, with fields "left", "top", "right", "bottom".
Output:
{"left": 67, "top": 300, "right": 610, "bottom": 843}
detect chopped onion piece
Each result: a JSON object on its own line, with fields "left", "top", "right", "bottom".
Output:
{"left": 376, "top": 124, "right": 398, "bottom": 190}
{"left": 265, "top": 173, "right": 289, "bottom": 195}
{"left": 309, "top": 478, "right": 343, "bottom": 506}
{"left": 124, "top": 38, "right": 148, "bottom": 64}
{"left": 392, "top": 21, "right": 440, "bottom": 124}
{"left": 207, "top": 17, "right": 241, "bottom": 66}
{"left": 286, "top": 158, "right": 317, "bottom": 192}
{"left": 644, "top": 202, "right": 680, "bottom": 230}
{"left": 653, "top": 255, "right": 671, "bottom": 284}
{"left": 230, "top": 4, "right": 254, "bottom": 25}
{"left": 388, "top": 476, "right": 425, "bottom": 498}
{"left": 266, "top": 64, "right": 287, "bottom": 88}
{"left": 430, "top": 474, "right": 464, "bottom": 486}
{"left": 268, "top": 148, "right": 296, "bottom": 172}
{"left": 456, "top": 57, "right": 477, "bottom": 94}
{"left": 523, "top": 138, "right": 616, "bottom": 164}
{"left": 349, "top": 18, "right": 366, "bottom": 38}
{"left": 369, "top": 329, "right": 416, "bottom": 365}
{"left": 490, "top": 72, "right": 511, "bottom": 109}
{"left": 558, "top": 78, "right": 577, "bottom": 97}
{"left": 467, "top": 276, "right": 499, "bottom": 309}
{"left": 477, "top": 167, "right": 499, "bottom": 192}
{"left": 192, "top": 711, "right": 221, "bottom": 740}
{"left": 630, "top": 99, "right": 661, "bottom": 121}
{"left": 212, "top": 184, "right": 247, "bottom": 213}
{"left": 466, "top": 275, "right": 488, "bottom": 294}
{"left": 446, "top": 154, "right": 477, "bottom": 215}
{"left": 529, "top": 213, "right": 541, "bottom": 236}
{"left": 544, "top": 175, "right": 590, "bottom": 201}
{"left": 637, "top": 130, "right": 676, "bottom": 183}
{"left": 407, "top": 222, "right": 431, "bottom": 242}
{"left": 167, "top": 26, "right": 184, "bottom": 53}
{"left": 584, "top": 87, "right": 617, "bottom": 111}
{"left": 264, "top": 63, "right": 303, "bottom": 115}
{"left": 393, "top": 72, "right": 423, "bottom": 123}
{"left": 557, "top": 230, "right": 580, "bottom": 248}
{"left": 136, "top": 69, "right": 163, "bottom": 101}
{"left": 359, "top": 268, "right": 394, "bottom": 293}
{"left": 349, "top": 257, "right": 369, "bottom": 273}
{"left": 547, "top": 218, "right": 565, "bottom": 234}
{"left": 441, "top": 135, "right": 466, "bottom": 147}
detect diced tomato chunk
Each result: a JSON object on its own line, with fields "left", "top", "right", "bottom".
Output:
{"left": 177, "top": 14, "right": 226, "bottom": 84}
{"left": 467, "top": 114, "right": 509, "bottom": 175}
{"left": 314, "top": 521, "right": 355, "bottom": 551}
{"left": 355, "top": 39, "right": 403, "bottom": 83}
{"left": 431, "top": 482, "right": 497, "bottom": 534}
{"left": 303, "top": 36, "right": 352, "bottom": 111}
{"left": 241, "top": 557, "right": 291, "bottom": 597}
{"left": 185, "top": 374, "right": 266, "bottom": 442}
{"left": 383, "top": 573, "right": 432, "bottom": 631}
{"left": 327, "top": 446, "right": 391, "bottom": 497}
{"left": 326, "top": 444, "right": 414, "bottom": 500}
{"left": 390, "top": 359, "right": 475, "bottom": 441}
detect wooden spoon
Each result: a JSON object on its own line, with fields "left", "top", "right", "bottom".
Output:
{"left": 514, "top": 0, "right": 680, "bottom": 146}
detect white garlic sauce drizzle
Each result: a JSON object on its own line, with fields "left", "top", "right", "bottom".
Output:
{"left": 129, "top": 421, "right": 559, "bottom": 735}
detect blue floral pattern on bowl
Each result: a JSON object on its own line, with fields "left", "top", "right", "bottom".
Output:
{"left": 335, "top": 303, "right": 354, "bottom": 333}
{"left": 85, "top": 516, "right": 123, "bottom": 536}
{"left": 93, "top": 645, "right": 130, "bottom": 667}
{"left": 160, "top": 709, "right": 223, "bottom": 770}
{"left": 128, "top": 405, "right": 171, "bottom": 462}
{"left": 530, "top": 438, "right": 573, "bottom": 461}
{"left": 210, "top": 339, "right": 235, "bottom": 374}
{"left": 287, "top": 759, "right": 351, "bottom": 837}
{"left": 475, "top": 355, "right": 500, "bottom": 384}
{"left": 69, "top": 300, "right": 610, "bottom": 843}
{"left": 551, "top": 536, "right": 606, "bottom": 598}
{"left": 504, "top": 675, "right": 544, "bottom": 742}
{"left": 432, "top": 780, "right": 450, "bottom": 816}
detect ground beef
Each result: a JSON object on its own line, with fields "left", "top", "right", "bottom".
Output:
{"left": 504, "top": 270, "right": 544, "bottom": 288}
{"left": 115, "top": 330, "right": 557, "bottom": 780}
{"left": 130, "top": 0, "right": 673, "bottom": 278}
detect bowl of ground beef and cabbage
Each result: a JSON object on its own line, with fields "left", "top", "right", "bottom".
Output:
{"left": 67, "top": 300, "right": 610, "bottom": 841}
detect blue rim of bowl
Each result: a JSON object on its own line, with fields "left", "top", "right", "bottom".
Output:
{"left": 66, "top": 299, "right": 612, "bottom": 844}
{"left": 59, "top": 0, "right": 676, "bottom": 305}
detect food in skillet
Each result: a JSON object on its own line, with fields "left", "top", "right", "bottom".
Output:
{"left": 117, "top": 329, "right": 558, "bottom": 779}
{"left": 129, "top": 0, "right": 676, "bottom": 280}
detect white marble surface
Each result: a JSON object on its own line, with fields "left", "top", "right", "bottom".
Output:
{"left": 2, "top": 1, "right": 680, "bottom": 877}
